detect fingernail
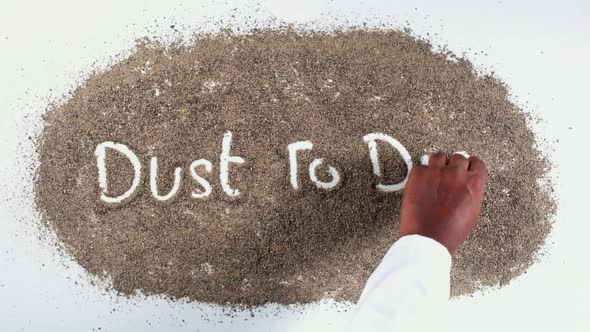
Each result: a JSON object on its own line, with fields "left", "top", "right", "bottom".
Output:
{"left": 453, "top": 151, "right": 470, "bottom": 158}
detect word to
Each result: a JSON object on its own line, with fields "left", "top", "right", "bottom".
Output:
{"left": 94, "top": 132, "right": 417, "bottom": 204}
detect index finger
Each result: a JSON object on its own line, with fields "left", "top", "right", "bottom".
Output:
{"left": 468, "top": 156, "right": 488, "bottom": 176}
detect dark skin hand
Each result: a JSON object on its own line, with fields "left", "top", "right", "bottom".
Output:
{"left": 399, "top": 152, "right": 488, "bottom": 254}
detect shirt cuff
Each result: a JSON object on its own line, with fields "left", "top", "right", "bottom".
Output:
{"left": 382, "top": 234, "right": 452, "bottom": 273}
{"left": 350, "top": 235, "right": 452, "bottom": 331}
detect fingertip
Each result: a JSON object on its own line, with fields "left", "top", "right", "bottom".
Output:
{"left": 448, "top": 153, "right": 469, "bottom": 169}
{"left": 429, "top": 152, "right": 448, "bottom": 167}
{"left": 468, "top": 156, "right": 488, "bottom": 176}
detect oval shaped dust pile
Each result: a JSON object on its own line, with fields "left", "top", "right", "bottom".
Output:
{"left": 35, "top": 29, "right": 554, "bottom": 305}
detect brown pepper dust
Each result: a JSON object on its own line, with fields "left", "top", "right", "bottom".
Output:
{"left": 35, "top": 29, "right": 554, "bottom": 306}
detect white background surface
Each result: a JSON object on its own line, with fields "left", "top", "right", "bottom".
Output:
{"left": 1, "top": 0, "right": 589, "bottom": 331}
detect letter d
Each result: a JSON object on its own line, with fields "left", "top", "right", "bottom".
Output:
{"left": 94, "top": 142, "right": 142, "bottom": 204}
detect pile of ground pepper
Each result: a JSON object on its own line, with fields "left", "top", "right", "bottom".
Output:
{"left": 35, "top": 29, "right": 554, "bottom": 306}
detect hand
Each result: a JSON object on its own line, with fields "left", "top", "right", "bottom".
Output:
{"left": 399, "top": 152, "right": 488, "bottom": 254}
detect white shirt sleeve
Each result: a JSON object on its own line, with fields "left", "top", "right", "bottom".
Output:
{"left": 348, "top": 235, "right": 452, "bottom": 331}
